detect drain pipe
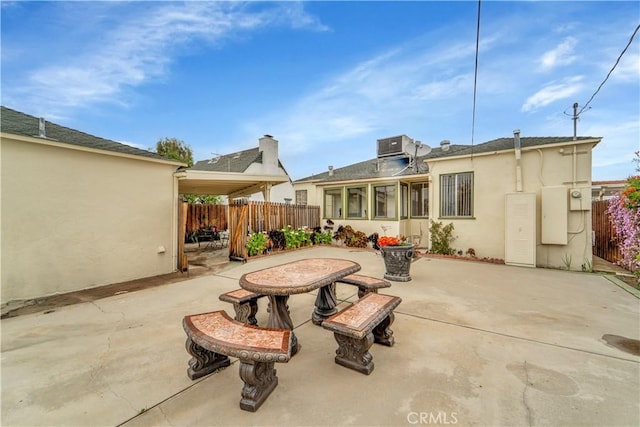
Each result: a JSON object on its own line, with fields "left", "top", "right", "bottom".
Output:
{"left": 514, "top": 130, "right": 522, "bottom": 192}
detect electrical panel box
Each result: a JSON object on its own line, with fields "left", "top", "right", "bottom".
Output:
{"left": 541, "top": 186, "right": 568, "bottom": 245}
{"left": 505, "top": 193, "right": 536, "bottom": 267}
{"left": 569, "top": 186, "right": 590, "bottom": 211}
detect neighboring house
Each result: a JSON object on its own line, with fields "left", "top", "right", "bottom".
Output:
{"left": 0, "top": 107, "right": 290, "bottom": 304}
{"left": 183, "top": 135, "right": 293, "bottom": 203}
{"left": 294, "top": 133, "right": 602, "bottom": 271}
{"left": 592, "top": 180, "right": 626, "bottom": 201}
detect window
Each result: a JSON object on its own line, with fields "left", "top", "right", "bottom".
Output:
{"left": 400, "top": 184, "right": 409, "bottom": 218}
{"left": 411, "top": 182, "right": 429, "bottom": 217}
{"left": 347, "top": 186, "right": 367, "bottom": 218}
{"left": 373, "top": 184, "right": 396, "bottom": 218}
{"left": 324, "top": 188, "right": 342, "bottom": 219}
{"left": 295, "top": 190, "right": 307, "bottom": 205}
{"left": 440, "top": 172, "right": 473, "bottom": 217}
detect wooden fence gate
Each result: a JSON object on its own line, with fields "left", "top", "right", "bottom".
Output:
{"left": 228, "top": 200, "right": 250, "bottom": 262}
{"left": 592, "top": 200, "right": 621, "bottom": 263}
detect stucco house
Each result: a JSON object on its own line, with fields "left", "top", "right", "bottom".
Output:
{"left": 591, "top": 180, "right": 626, "bottom": 201}
{"left": 293, "top": 132, "right": 602, "bottom": 271}
{"left": 186, "top": 135, "right": 294, "bottom": 203}
{"left": 1, "top": 107, "right": 292, "bottom": 304}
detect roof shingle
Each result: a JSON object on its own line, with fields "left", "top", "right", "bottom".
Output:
{"left": 191, "top": 148, "right": 286, "bottom": 174}
{"left": 295, "top": 136, "right": 600, "bottom": 183}
{"left": 1, "top": 106, "right": 177, "bottom": 162}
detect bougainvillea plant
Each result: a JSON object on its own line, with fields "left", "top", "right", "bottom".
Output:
{"left": 607, "top": 151, "right": 640, "bottom": 286}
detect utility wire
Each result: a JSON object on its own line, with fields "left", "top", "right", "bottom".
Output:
{"left": 471, "top": 0, "right": 482, "bottom": 152}
{"left": 578, "top": 23, "right": 640, "bottom": 116}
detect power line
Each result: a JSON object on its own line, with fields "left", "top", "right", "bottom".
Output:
{"left": 578, "top": 23, "right": 640, "bottom": 116}
{"left": 471, "top": 0, "right": 482, "bottom": 150}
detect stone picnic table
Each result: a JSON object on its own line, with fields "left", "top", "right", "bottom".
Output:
{"left": 239, "top": 258, "right": 361, "bottom": 355}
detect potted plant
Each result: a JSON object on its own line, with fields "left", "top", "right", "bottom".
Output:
{"left": 378, "top": 235, "right": 414, "bottom": 282}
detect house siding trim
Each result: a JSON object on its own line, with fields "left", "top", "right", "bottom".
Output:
{"left": 0, "top": 132, "right": 186, "bottom": 167}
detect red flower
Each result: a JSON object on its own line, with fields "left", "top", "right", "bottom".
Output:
{"left": 378, "top": 236, "right": 401, "bottom": 247}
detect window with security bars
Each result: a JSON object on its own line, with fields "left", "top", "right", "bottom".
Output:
{"left": 440, "top": 172, "right": 473, "bottom": 217}
{"left": 295, "top": 190, "right": 307, "bottom": 205}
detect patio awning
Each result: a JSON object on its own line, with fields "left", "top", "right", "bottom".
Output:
{"left": 175, "top": 169, "right": 289, "bottom": 198}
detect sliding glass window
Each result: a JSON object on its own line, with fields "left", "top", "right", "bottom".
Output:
{"left": 411, "top": 182, "right": 429, "bottom": 217}
{"left": 347, "top": 186, "right": 367, "bottom": 219}
{"left": 324, "top": 188, "right": 343, "bottom": 219}
{"left": 373, "top": 184, "right": 396, "bottom": 219}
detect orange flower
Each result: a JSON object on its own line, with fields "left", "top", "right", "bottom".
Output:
{"left": 378, "top": 236, "right": 401, "bottom": 247}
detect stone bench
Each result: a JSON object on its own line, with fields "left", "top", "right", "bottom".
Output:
{"left": 183, "top": 310, "right": 292, "bottom": 412}
{"left": 335, "top": 274, "right": 392, "bottom": 299}
{"left": 219, "top": 289, "right": 265, "bottom": 325}
{"left": 321, "top": 293, "right": 401, "bottom": 375}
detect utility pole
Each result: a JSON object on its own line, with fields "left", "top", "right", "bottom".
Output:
{"left": 572, "top": 102, "right": 578, "bottom": 140}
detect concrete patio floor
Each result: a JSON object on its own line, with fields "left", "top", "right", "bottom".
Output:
{"left": 2, "top": 246, "right": 639, "bottom": 426}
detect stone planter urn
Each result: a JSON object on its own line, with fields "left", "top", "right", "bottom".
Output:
{"left": 380, "top": 245, "right": 414, "bottom": 282}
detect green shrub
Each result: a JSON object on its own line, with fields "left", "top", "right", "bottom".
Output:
{"left": 429, "top": 221, "right": 456, "bottom": 255}
{"left": 282, "top": 226, "right": 312, "bottom": 249}
{"left": 313, "top": 230, "right": 333, "bottom": 244}
{"left": 246, "top": 232, "right": 268, "bottom": 256}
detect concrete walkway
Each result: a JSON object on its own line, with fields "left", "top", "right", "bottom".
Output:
{"left": 2, "top": 247, "right": 639, "bottom": 426}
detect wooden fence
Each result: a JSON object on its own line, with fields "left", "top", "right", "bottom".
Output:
{"left": 247, "top": 201, "right": 321, "bottom": 233}
{"left": 184, "top": 201, "right": 320, "bottom": 235}
{"left": 185, "top": 204, "right": 228, "bottom": 235}
{"left": 228, "top": 201, "right": 321, "bottom": 261}
{"left": 592, "top": 200, "right": 621, "bottom": 263}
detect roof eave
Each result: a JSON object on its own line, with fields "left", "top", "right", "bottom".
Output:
{"left": 1, "top": 132, "right": 186, "bottom": 167}
{"left": 425, "top": 137, "right": 602, "bottom": 163}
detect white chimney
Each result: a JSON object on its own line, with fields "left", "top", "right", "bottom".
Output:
{"left": 328, "top": 165, "right": 334, "bottom": 176}
{"left": 259, "top": 135, "right": 279, "bottom": 174}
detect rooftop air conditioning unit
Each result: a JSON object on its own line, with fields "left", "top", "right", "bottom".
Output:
{"left": 377, "top": 135, "right": 412, "bottom": 158}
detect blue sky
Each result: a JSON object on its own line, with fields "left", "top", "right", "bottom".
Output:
{"left": 2, "top": 1, "right": 639, "bottom": 181}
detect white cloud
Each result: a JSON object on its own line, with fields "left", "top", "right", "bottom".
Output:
{"left": 539, "top": 37, "right": 578, "bottom": 71}
{"left": 608, "top": 51, "right": 640, "bottom": 83}
{"left": 584, "top": 119, "right": 640, "bottom": 167}
{"left": 9, "top": 2, "right": 327, "bottom": 117}
{"left": 248, "top": 34, "right": 500, "bottom": 146}
{"left": 521, "top": 76, "right": 584, "bottom": 112}
{"left": 414, "top": 74, "right": 473, "bottom": 100}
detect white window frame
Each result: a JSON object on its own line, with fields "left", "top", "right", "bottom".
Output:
{"left": 295, "top": 189, "right": 307, "bottom": 205}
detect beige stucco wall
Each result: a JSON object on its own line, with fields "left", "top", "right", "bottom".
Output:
{"left": 428, "top": 141, "right": 596, "bottom": 270}
{"left": 294, "top": 141, "right": 596, "bottom": 269}
{"left": 1, "top": 136, "right": 181, "bottom": 304}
